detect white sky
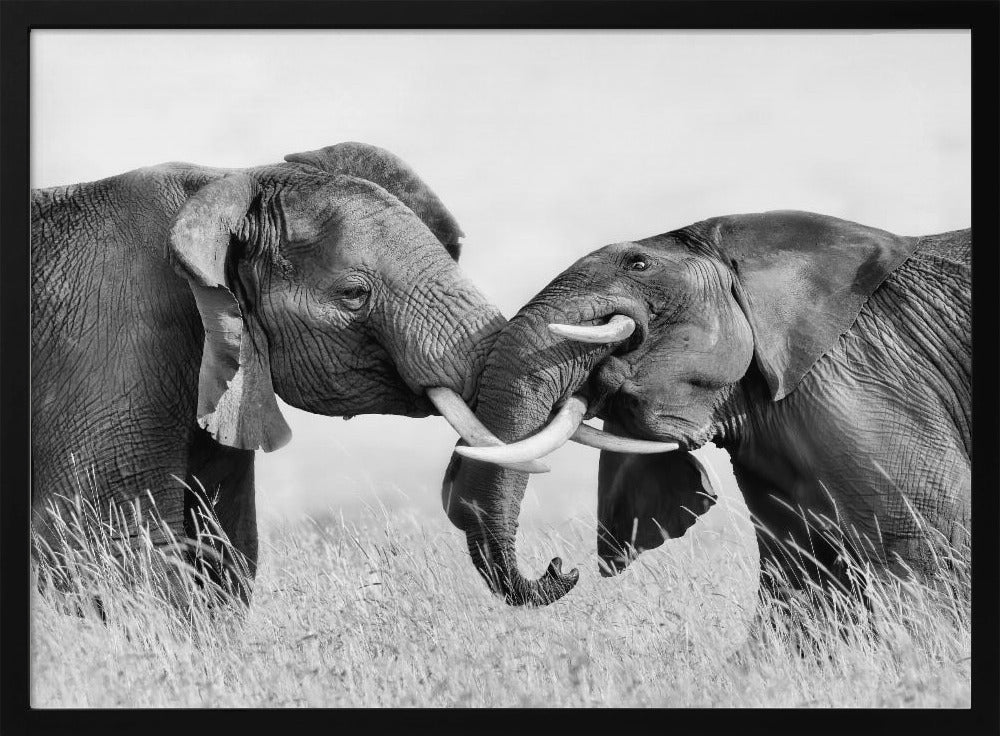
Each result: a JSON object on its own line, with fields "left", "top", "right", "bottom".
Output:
{"left": 32, "top": 31, "right": 971, "bottom": 525}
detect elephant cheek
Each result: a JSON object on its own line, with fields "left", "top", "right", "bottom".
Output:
{"left": 607, "top": 385, "right": 679, "bottom": 439}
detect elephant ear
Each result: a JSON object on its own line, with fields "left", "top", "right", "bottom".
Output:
{"left": 596, "top": 425, "right": 718, "bottom": 576}
{"left": 709, "top": 210, "right": 921, "bottom": 401}
{"left": 283, "top": 141, "right": 465, "bottom": 259}
{"left": 168, "top": 173, "right": 291, "bottom": 452}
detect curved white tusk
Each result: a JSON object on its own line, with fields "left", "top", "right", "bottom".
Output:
{"left": 454, "top": 395, "right": 588, "bottom": 466}
{"left": 570, "top": 423, "right": 679, "bottom": 454}
{"left": 687, "top": 450, "right": 723, "bottom": 499}
{"left": 426, "top": 387, "right": 550, "bottom": 474}
{"left": 548, "top": 314, "right": 636, "bottom": 344}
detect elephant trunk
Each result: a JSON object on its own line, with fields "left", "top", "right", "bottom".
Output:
{"left": 444, "top": 293, "right": 632, "bottom": 605}
{"left": 389, "top": 248, "right": 507, "bottom": 406}
{"left": 466, "top": 527, "right": 578, "bottom": 606}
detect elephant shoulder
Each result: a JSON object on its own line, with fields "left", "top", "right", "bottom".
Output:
{"left": 31, "top": 178, "right": 122, "bottom": 253}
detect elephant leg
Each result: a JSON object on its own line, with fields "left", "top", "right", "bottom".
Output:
{"left": 30, "top": 434, "right": 197, "bottom": 617}
{"left": 748, "top": 528, "right": 877, "bottom": 655}
{"left": 184, "top": 426, "right": 258, "bottom": 606}
{"left": 734, "top": 461, "right": 875, "bottom": 650}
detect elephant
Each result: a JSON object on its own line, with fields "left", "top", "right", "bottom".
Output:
{"left": 32, "top": 141, "right": 501, "bottom": 602}
{"left": 440, "top": 210, "right": 970, "bottom": 612}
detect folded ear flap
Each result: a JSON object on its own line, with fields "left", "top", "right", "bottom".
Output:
{"left": 718, "top": 211, "right": 920, "bottom": 401}
{"left": 283, "top": 141, "right": 465, "bottom": 259}
{"left": 597, "top": 431, "right": 718, "bottom": 576}
{"left": 169, "top": 173, "right": 291, "bottom": 452}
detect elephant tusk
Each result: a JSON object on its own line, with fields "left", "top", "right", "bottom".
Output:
{"left": 570, "top": 423, "right": 679, "bottom": 454}
{"left": 426, "top": 387, "right": 550, "bottom": 474}
{"left": 548, "top": 314, "right": 636, "bottom": 344}
{"left": 454, "top": 395, "right": 588, "bottom": 467}
{"left": 687, "top": 450, "right": 723, "bottom": 499}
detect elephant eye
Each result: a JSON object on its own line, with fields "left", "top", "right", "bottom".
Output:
{"left": 627, "top": 256, "right": 649, "bottom": 272}
{"left": 336, "top": 280, "right": 371, "bottom": 311}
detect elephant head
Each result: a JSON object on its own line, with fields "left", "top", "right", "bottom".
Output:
{"left": 441, "top": 210, "right": 920, "bottom": 605}
{"left": 167, "top": 142, "right": 503, "bottom": 451}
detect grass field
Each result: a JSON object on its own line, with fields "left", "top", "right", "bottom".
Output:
{"left": 31, "top": 485, "right": 970, "bottom": 708}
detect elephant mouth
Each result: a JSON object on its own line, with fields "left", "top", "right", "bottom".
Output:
{"left": 583, "top": 353, "right": 717, "bottom": 452}
{"left": 579, "top": 355, "right": 634, "bottom": 421}
{"left": 599, "top": 382, "right": 718, "bottom": 451}
{"left": 603, "top": 407, "right": 707, "bottom": 452}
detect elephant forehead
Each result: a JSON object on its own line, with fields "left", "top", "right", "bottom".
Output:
{"left": 633, "top": 232, "right": 689, "bottom": 253}
{"left": 599, "top": 241, "right": 640, "bottom": 257}
{"left": 563, "top": 238, "right": 696, "bottom": 282}
{"left": 589, "top": 236, "right": 686, "bottom": 262}
{"left": 568, "top": 242, "right": 639, "bottom": 270}
{"left": 279, "top": 183, "right": 430, "bottom": 263}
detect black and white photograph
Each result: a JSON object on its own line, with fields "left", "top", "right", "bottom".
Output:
{"left": 6, "top": 4, "right": 995, "bottom": 717}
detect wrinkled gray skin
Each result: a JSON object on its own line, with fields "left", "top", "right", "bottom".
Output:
{"left": 33, "top": 142, "right": 503, "bottom": 601}
{"left": 443, "top": 211, "right": 970, "bottom": 609}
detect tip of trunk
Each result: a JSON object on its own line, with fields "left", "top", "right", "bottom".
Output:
{"left": 467, "top": 534, "right": 579, "bottom": 607}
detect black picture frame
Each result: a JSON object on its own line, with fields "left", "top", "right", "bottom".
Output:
{"left": 2, "top": 2, "right": 997, "bottom": 733}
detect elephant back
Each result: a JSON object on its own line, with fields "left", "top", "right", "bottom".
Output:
{"left": 912, "top": 228, "right": 971, "bottom": 269}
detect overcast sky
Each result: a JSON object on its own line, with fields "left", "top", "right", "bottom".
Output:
{"left": 33, "top": 31, "right": 971, "bottom": 525}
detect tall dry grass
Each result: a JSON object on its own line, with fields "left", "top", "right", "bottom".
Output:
{"left": 31, "top": 487, "right": 970, "bottom": 708}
